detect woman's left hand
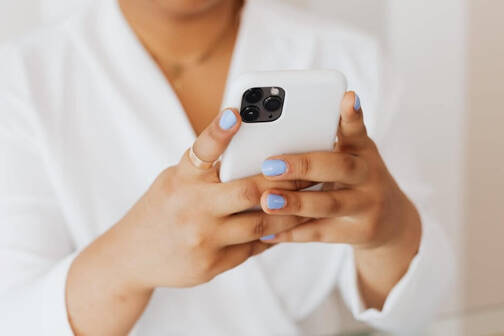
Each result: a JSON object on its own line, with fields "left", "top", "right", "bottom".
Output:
{"left": 259, "top": 92, "right": 422, "bottom": 309}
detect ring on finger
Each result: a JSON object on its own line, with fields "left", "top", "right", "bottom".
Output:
{"left": 188, "top": 145, "right": 216, "bottom": 170}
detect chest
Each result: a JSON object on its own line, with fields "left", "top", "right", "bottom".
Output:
{"left": 36, "top": 18, "right": 352, "bottom": 330}
{"left": 159, "top": 38, "right": 236, "bottom": 135}
{"left": 44, "top": 6, "right": 329, "bottom": 240}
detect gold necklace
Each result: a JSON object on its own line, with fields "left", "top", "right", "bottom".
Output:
{"left": 159, "top": 12, "right": 239, "bottom": 88}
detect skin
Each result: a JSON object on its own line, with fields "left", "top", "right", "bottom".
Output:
{"left": 259, "top": 92, "right": 421, "bottom": 309}
{"left": 119, "top": 0, "right": 241, "bottom": 134}
{"left": 67, "top": 107, "right": 312, "bottom": 335}
{"left": 66, "top": 0, "right": 421, "bottom": 334}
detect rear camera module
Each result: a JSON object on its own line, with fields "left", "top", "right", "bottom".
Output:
{"left": 241, "top": 106, "right": 260, "bottom": 122}
{"left": 244, "top": 88, "right": 263, "bottom": 104}
{"left": 263, "top": 96, "right": 283, "bottom": 112}
{"left": 240, "top": 86, "right": 285, "bottom": 123}
{"left": 270, "top": 87, "right": 280, "bottom": 96}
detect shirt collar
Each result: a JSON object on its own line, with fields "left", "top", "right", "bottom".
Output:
{"left": 94, "top": 0, "right": 316, "bottom": 144}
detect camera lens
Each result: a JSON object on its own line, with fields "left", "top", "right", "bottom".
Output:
{"left": 244, "top": 88, "right": 263, "bottom": 104}
{"left": 263, "top": 96, "right": 283, "bottom": 112}
{"left": 241, "top": 106, "right": 260, "bottom": 122}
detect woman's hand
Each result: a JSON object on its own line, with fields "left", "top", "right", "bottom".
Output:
{"left": 112, "top": 108, "right": 308, "bottom": 289}
{"left": 258, "top": 92, "right": 422, "bottom": 309}
{"left": 66, "top": 108, "right": 307, "bottom": 335}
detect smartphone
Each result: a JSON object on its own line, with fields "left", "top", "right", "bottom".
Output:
{"left": 219, "top": 70, "right": 347, "bottom": 183}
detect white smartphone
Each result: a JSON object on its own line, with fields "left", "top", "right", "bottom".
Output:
{"left": 219, "top": 70, "right": 347, "bottom": 183}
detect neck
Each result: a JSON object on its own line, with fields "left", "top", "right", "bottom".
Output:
{"left": 119, "top": 0, "right": 240, "bottom": 60}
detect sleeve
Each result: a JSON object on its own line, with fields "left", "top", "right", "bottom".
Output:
{"left": 336, "top": 40, "right": 456, "bottom": 333}
{"left": 0, "top": 90, "right": 77, "bottom": 335}
{"left": 339, "top": 211, "right": 454, "bottom": 333}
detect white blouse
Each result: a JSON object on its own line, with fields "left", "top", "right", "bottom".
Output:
{"left": 0, "top": 0, "right": 454, "bottom": 335}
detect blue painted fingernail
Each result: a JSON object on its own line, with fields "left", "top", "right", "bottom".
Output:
{"left": 219, "top": 109, "right": 237, "bottom": 130}
{"left": 267, "top": 194, "right": 286, "bottom": 210}
{"left": 261, "top": 234, "right": 276, "bottom": 241}
{"left": 354, "top": 94, "right": 361, "bottom": 111}
{"left": 262, "top": 160, "right": 287, "bottom": 176}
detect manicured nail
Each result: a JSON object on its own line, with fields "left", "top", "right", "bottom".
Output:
{"left": 267, "top": 194, "right": 286, "bottom": 210}
{"left": 262, "top": 160, "right": 287, "bottom": 176}
{"left": 261, "top": 234, "right": 276, "bottom": 241}
{"left": 354, "top": 94, "right": 361, "bottom": 111}
{"left": 219, "top": 109, "right": 237, "bottom": 130}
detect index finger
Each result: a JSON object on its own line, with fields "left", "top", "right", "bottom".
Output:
{"left": 209, "top": 174, "right": 315, "bottom": 215}
{"left": 261, "top": 151, "right": 367, "bottom": 184}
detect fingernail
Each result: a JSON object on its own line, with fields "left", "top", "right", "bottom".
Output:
{"left": 261, "top": 234, "right": 276, "bottom": 241}
{"left": 219, "top": 109, "right": 237, "bottom": 130}
{"left": 267, "top": 194, "right": 286, "bottom": 210}
{"left": 354, "top": 94, "right": 361, "bottom": 111}
{"left": 262, "top": 160, "right": 287, "bottom": 176}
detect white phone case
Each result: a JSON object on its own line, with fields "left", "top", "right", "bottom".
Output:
{"left": 220, "top": 70, "right": 347, "bottom": 183}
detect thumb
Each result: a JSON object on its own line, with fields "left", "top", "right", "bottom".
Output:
{"left": 338, "top": 91, "right": 367, "bottom": 140}
{"left": 181, "top": 108, "right": 241, "bottom": 174}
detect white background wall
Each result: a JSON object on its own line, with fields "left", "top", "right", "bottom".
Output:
{"left": 0, "top": 0, "right": 40, "bottom": 41}
{"left": 1, "top": 0, "right": 503, "bottom": 334}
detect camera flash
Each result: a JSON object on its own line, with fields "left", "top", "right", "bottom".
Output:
{"left": 270, "top": 87, "right": 280, "bottom": 96}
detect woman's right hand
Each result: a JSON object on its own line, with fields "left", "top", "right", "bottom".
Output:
{"left": 105, "top": 108, "right": 307, "bottom": 290}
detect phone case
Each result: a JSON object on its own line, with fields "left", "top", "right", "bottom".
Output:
{"left": 220, "top": 70, "right": 347, "bottom": 182}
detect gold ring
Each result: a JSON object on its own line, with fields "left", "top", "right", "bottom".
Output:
{"left": 188, "top": 145, "right": 215, "bottom": 170}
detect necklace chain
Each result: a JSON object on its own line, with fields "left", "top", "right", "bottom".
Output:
{"left": 158, "top": 9, "right": 240, "bottom": 88}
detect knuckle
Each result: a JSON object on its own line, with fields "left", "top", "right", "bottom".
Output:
{"left": 253, "top": 214, "right": 268, "bottom": 237}
{"left": 158, "top": 168, "right": 194, "bottom": 202}
{"left": 328, "top": 196, "right": 342, "bottom": 215}
{"left": 341, "top": 155, "right": 357, "bottom": 174}
{"left": 285, "top": 230, "right": 294, "bottom": 242}
{"left": 298, "top": 156, "right": 312, "bottom": 178}
{"left": 186, "top": 227, "right": 208, "bottom": 249}
{"left": 289, "top": 194, "right": 303, "bottom": 213}
{"left": 311, "top": 229, "right": 323, "bottom": 242}
{"left": 239, "top": 181, "right": 261, "bottom": 205}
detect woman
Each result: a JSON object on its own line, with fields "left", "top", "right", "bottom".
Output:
{"left": 0, "top": 0, "right": 452, "bottom": 334}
